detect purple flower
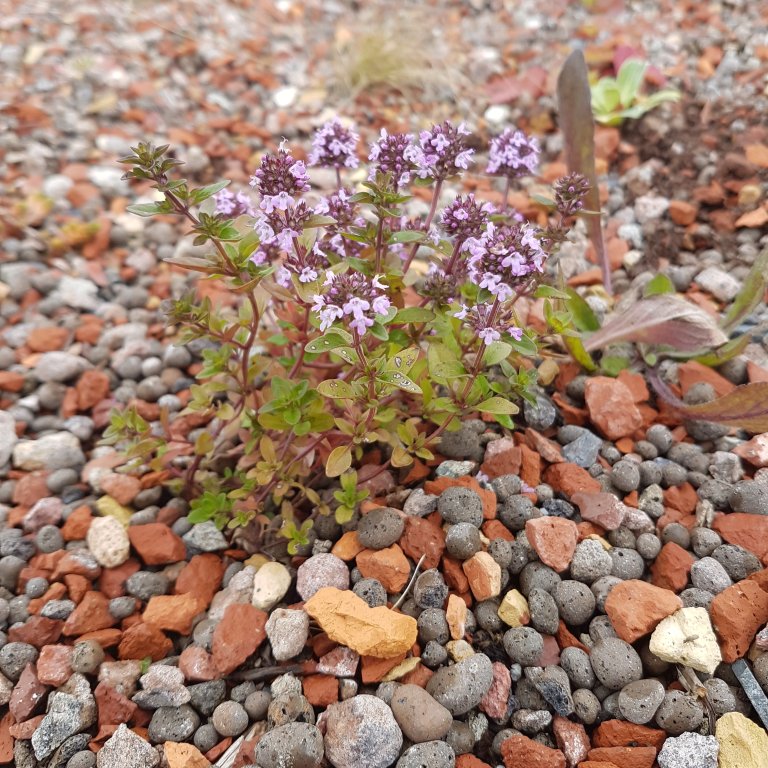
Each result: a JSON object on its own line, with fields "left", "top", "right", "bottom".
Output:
{"left": 411, "top": 121, "right": 475, "bottom": 181}
{"left": 487, "top": 128, "right": 540, "bottom": 178}
{"left": 421, "top": 263, "right": 462, "bottom": 305}
{"left": 553, "top": 172, "right": 591, "bottom": 216}
{"left": 276, "top": 242, "right": 330, "bottom": 288}
{"left": 453, "top": 303, "right": 524, "bottom": 345}
{"left": 368, "top": 129, "right": 417, "bottom": 188}
{"left": 250, "top": 146, "right": 310, "bottom": 211}
{"left": 213, "top": 188, "right": 257, "bottom": 218}
{"left": 308, "top": 118, "right": 360, "bottom": 169}
{"left": 312, "top": 272, "right": 392, "bottom": 336}
{"left": 467, "top": 222, "right": 547, "bottom": 301}
{"left": 314, "top": 188, "right": 358, "bottom": 230}
{"left": 441, "top": 194, "right": 493, "bottom": 243}
{"left": 252, "top": 198, "right": 313, "bottom": 258}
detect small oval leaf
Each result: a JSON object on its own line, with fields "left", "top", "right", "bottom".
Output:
{"left": 326, "top": 445, "right": 352, "bottom": 478}
{"left": 316, "top": 379, "right": 355, "bottom": 399}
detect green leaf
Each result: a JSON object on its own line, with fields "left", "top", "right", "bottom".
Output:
{"left": 127, "top": 201, "right": 173, "bottom": 217}
{"left": 189, "top": 180, "right": 230, "bottom": 205}
{"left": 722, "top": 245, "right": 768, "bottom": 332}
{"left": 393, "top": 307, "right": 435, "bottom": 324}
{"left": 565, "top": 289, "right": 600, "bottom": 332}
{"left": 476, "top": 396, "right": 520, "bottom": 415}
{"left": 305, "top": 331, "right": 354, "bottom": 354}
{"left": 377, "top": 371, "right": 422, "bottom": 394}
{"left": 316, "top": 379, "right": 355, "bottom": 399}
{"left": 558, "top": 50, "right": 610, "bottom": 292}
{"left": 368, "top": 321, "right": 389, "bottom": 341}
{"left": 565, "top": 334, "right": 598, "bottom": 372}
{"left": 385, "top": 346, "right": 419, "bottom": 374}
{"left": 643, "top": 273, "right": 676, "bottom": 297}
{"left": 427, "top": 343, "right": 466, "bottom": 379}
{"left": 483, "top": 341, "right": 512, "bottom": 366}
{"left": 303, "top": 214, "right": 337, "bottom": 228}
{"left": 508, "top": 333, "right": 538, "bottom": 357}
{"left": 599, "top": 354, "right": 630, "bottom": 376}
{"left": 692, "top": 334, "right": 750, "bottom": 367}
{"left": 326, "top": 445, "right": 352, "bottom": 477}
{"left": 388, "top": 230, "right": 425, "bottom": 244}
{"left": 533, "top": 285, "right": 570, "bottom": 300}
{"left": 616, "top": 59, "right": 647, "bottom": 108}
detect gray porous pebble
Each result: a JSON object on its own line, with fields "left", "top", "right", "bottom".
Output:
{"left": 211, "top": 700, "right": 249, "bottom": 737}
{"left": 70, "top": 641, "right": 104, "bottom": 675}
{"left": 552, "top": 580, "right": 596, "bottom": 625}
{"left": 296, "top": 553, "right": 349, "bottom": 600}
{"left": 654, "top": 691, "right": 704, "bottom": 735}
{"left": 187, "top": 680, "right": 226, "bottom": 717}
{"left": 491, "top": 474, "right": 522, "bottom": 502}
{"left": 560, "top": 647, "right": 596, "bottom": 689}
{"left": 445, "top": 522, "right": 482, "bottom": 560}
{"left": 108, "top": 596, "right": 136, "bottom": 620}
{"left": 422, "top": 640, "right": 448, "bottom": 668}
{"left": 511, "top": 707, "right": 552, "bottom": 734}
{"left": 435, "top": 460, "right": 476, "bottom": 478}
{"left": 40, "top": 598, "right": 76, "bottom": 619}
{"left": 712, "top": 544, "right": 761, "bottom": 581}
{"left": 569, "top": 540, "right": 613, "bottom": 584}
{"left": 680, "top": 588, "right": 714, "bottom": 609}
{"left": 499, "top": 496, "right": 538, "bottom": 532}
{"left": 730, "top": 480, "right": 768, "bottom": 515}
{"left": 244, "top": 689, "right": 271, "bottom": 721}
{"left": 418, "top": 608, "right": 451, "bottom": 645}
{"left": 126, "top": 572, "right": 169, "bottom": 601}
{"left": 426, "top": 653, "right": 494, "bottom": 715}
{"left": 266, "top": 608, "right": 310, "bottom": 662}
{"left": 133, "top": 665, "right": 190, "bottom": 709}
{"left": 690, "top": 527, "right": 722, "bottom": 557}
{"left": 181, "top": 520, "right": 227, "bottom": 552}
{"left": 403, "top": 488, "right": 438, "bottom": 517}
{"left": 528, "top": 587, "right": 559, "bottom": 635}
{"left": 390, "top": 684, "right": 453, "bottom": 743}
{"left": 590, "top": 638, "right": 643, "bottom": 690}
{"left": 591, "top": 576, "right": 621, "bottom": 612}
{"left": 690, "top": 556, "right": 732, "bottom": 594}
{"left": 67, "top": 750, "right": 97, "bottom": 768}
{"left": 324, "top": 695, "right": 403, "bottom": 768}
{"left": 147, "top": 704, "right": 200, "bottom": 743}
{"left": 610, "top": 548, "right": 646, "bottom": 580}
{"left": 437, "top": 486, "right": 484, "bottom": 527}
{"left": 618, "top": 678, "right": 666, "bottom": 724}
{"left": 636, "top": 533, "right": 662, "bottom": 560}
{"left": 438, "top": 422, "right": 484, "bottom": 462}
{"left": 532, "top": 665, "right": 574, "bottom": 716}
{"left": 414, "top": 569, "right": 449, "bottom": 609}
{"left": 503, "top": 627, "right": 544, "bottom": 666}
{"left": 396, "top": 741, "right": 456, "bottom": 768}
{"left": 611, "top": 460, "right": 641, "bottom": 492}
{"left": 520, "top": 562, "right": 561, "bottom": 595}
{"left": 357, "top": 507, "right": 404, "bottom": 549}
{"left": 96, "top": 724, "right": 159, "bottom": 768}
{"left": 353, "top": 577, "right": 387, "bottom": 607}
{"left": 255, "top": 722, "right": 324, "bottom": 768}
{"left": 445, "top": 720, "right": 475, "bottom": 755}
{"left": 524, "top": 392, "right": 557, "bottom": 431}
{"left": 268, "top": 694, "right": 315, "bottom": 727}
{"left": 0, "top": 641, "right": 38, "bottom": 680}
{"left": 658, "top": 731, "right": 719, "bottom": 768}
{"left": 573, "top": 688, "right": 601, "bottom": 724}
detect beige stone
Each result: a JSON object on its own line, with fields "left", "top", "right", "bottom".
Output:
{"left": 251, "top": 561, "right": 291, "bottom": 611}
{"left": 304, "top": 587, "right": 417, "bottom": 659}
{"left": 649, "top": 607, "right": 722, "bottom": 675}
{"left": 447, "top": 640, "right": 475, "bottom": 661}
{"left": 462, "top": 552, "right": 501, "bottom": 601}
{"left": 446, "top": 594, "right": 467, "bottom": 640}
{"left": 716, "top": 712, "right": 768, "bottom": 768}
{"left": 165, "top": 741, "right": 211, "bottom": 768}
{"left": 498, "top": 589, "right": 530, "bottom": 627}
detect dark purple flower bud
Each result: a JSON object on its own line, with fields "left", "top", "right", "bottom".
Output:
{"left": 368, "top": 129, "right": 417, "bottom": 188}
{"left": 314, "top": 188, "right": 358, "bottom": 231}
{"left": 308, "top": 118, "right": 360, "bottom": 169}
{"left": 250, "top": 146, "right": 310, "bottom": 202}
{"left": 486, "top": 128, "right": 540, "bottom": 178}
{"left": 421, "top": 264, "right": 463, "bottom": 305}
{"left": 553, "top": 172, "right": 591, "bottom": 216}
{"left": 441, "top": 194, "right": 493, "bottom": 242}
{"left": 411, "top": 121, "right": 475, "bottom": 182}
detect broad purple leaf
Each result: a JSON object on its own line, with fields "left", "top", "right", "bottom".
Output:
{"left": 649, "top": 370, "right": 768, "bottom": 434}
{"left": 557, "top": 50, "right": 610, "bottom": 293}
{"left": 584, "top": 295, "right": 728, "bottom": 353}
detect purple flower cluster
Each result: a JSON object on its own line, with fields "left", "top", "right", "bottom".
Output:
{"left": 486, "top": 128, "right": 540, "bottom": 178}
{"left": 421, "top": 264, "right": 463, "bottom": 305}
{"left": 368, "top": 129, "right": 417, "bottom": 188}
{"left": 312, "top": 272, "right": 391, "bottom": 336}
{"left": 213, "top": 188, "right": 257, "bottom": 218}
{"left": 250, "top": 146, "right": 310, "bottom": 204}
{"left": 252, "top": 198, "right": 313, "bottom": 255}
{"left": 276, "top": 242, "right": 330, "bottom": 288}
{"left": 411, "top": 121, "right": 475, "bottom": 181}
{"left": 308, "top": 118, "right": 360, "bottom": 169}
{"left": 314, "top": 188, "right": 358, "bottom": 230}
{"left": 553, "top": 172, "right": 591, "bottom": 216}
{"left": 454, "top": 303, "right": 524, "bottom": 346}
{"left": 441, "top": 194, "right": 493, "bottom": 243}
{"left": 467, "top": 222, "right": 547, "bottom": 301}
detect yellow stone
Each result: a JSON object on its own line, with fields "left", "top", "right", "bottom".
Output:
{"left": 304, "top": 587, "right": 417, "bottom": 659}
{"left": 165, "top": 742, "right": 211, "bottom": 768}
{"left": 446, "top": 594, "right": 467, "bottom": 640}
{"left": 244, "top": 553, "right": 270, "bottom": 571}
{"left": 446, "top": 639, "right": 474, "bottom": 661}
{"left": 95, "top": 495, "right": 132, "bottom": 526}
{"left": 382, "top": 656, "right": 422, "bottom": 682}
{"left": 498, "top": 589, "right": 530, "bottom": 627}
{"left": 716, "top": 712, "right": 768, "bottom": 768}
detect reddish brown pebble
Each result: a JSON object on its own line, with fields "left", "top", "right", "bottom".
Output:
{"left": 99, "top": 473, "right": 142, "bottom": 506}
{"left": 650, "top": 543, "right": 695, "bottom": 592}
{"left": 9, "top": 616, "right": 62, "bottom": 648}
{"left": 543, "top": 463, "right": 601, "bottom": 497}
{"left": 592, "top": 720, "right": 666, "bottom": 751}
{"left": 400, "top": 517, "right": 446, "bottom": 570}
{"left": 480, "top": 437, "right": 522, "bottom": 479}
{"left": 9, "top": 664, "right": 47, "bottom": 722}
{"left": 668, "top": 200, "right": 698, "bottom": 225}
{"left": 553, "top": 715, "right": 590, "bottom": 767}
{"left": 118, "top": 622, "right": 173, "bottom": 661}
{"left": 174, "top": 553, "right": 225, "bottom": 609}
{"left": 0, "top": 371, "right": 25, "bottom": 392}
{"left": 584, "top": 377, "right": 643, "bottom": 441}
{"left": 587, "top": 746, "right": 656, "bottom": 768}
{"left": 0, "top": 712, "right": 11, "bottom": 763}
{"left": 356, "top": 544, "right": 411, "bottom": 593}
{"left": 143, "top": 593, "right": 202, "bottom": 634}
{"left": 211, "top": 603, "right": 267, "bottom": 675}
{"left": 127, "top": 523, "right": 187, "bottom": 565}
{"left": 571, "top": 492, "right": 626, "bottom": 531}
{"left": 712, "top": 513, "right": 768, "bottom": 561}
{"left": 179, "top": 645, "right": 220, "bottom": 682}
{"left": 710, "top": 579, "right": 768, "bottom": 662}
{"left": 331, "top": 531, "right": 365, "bottom": 561}
{"left": 303, "top": 674, "right": 339, "bottom": 707}
{"left": 463, "top": 552, "right": 502, "bottom": 601}
{"left": 480, "top": 662, "right": 511, "bottom": 720}
{"left": 63, "top": 591, "right": 116, "bottom": 636}
{"left": 76, "top": 370, "right": 111, "bottom": 410}
{"left": 456, "top": 757, "right": 493, "bottom": 768}
{"left": 61, "top": 506, "right": 93, "bottom": 541}
{"left": 525, "top": 517, "right": 579, "bottom": 573}
{"left": 604, "top": 580, "right": 682, "bottom": 643}
{"left": 99, "top": 559, "right": 141, "bottom": 599}
{"left": 36, "top": 645, "right": 72, "bottom": 687}
{"left": 501, "top": 734, "right": 567, "bottom": 768}
{"left": 94, "top": 680, "right": 137, "bottom": 727}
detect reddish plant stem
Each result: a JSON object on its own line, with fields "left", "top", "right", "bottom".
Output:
{"left": 403, "top": 178, "right": 443, "bottom": 272}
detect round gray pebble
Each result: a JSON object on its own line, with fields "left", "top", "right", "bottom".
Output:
{"left": 418, "top": 608, "right": 450, "bottom": 645}
{"left": 70, "top": 640, "right": 104, "bottom": 675}
{"left": 357, "top": 507, "right": 404, "bottom": 550}
{"left": 148, "top": 704, "right": 200, "bottom": 743}
{"left": 690, "top": 557, "right": 732, "bottom": 594}
{"left": 589, "top": 638, "right": 643, "bottom": 690}
{"left": 396, "top": 741, "right": 455, "bottom": 768}
{"left": 0, "top": 641, "right": 38, "bottom": 680}
{"left": 573, "top": 688, "right": 601, "bottom": 724}
{"left": 560, "top": 647, "right": 596, "bottom": 689}
{"left": 438, "top": 487, "right": 484, "bottom": 527}
{"left": 353, "top": 578, "right": 387, "bottom": 608}
{"left": 528, "top": 588, "right": 559, "bottom": 635}
{"left": 445, "top": 523, "right": 481, "bottom": 560}
{"left": 414, "top": 570, "right": 449, "bottom": 610}
{"left": 193, "top": 723, "right": 219, "bottom": 753}
{"left": 618, "top": 679, "right": 665, "bottom": 724}
{"left": 426, "top": 653, "right": 494, "bottom": 715}
{"left": 553, "top": 580, "right": 596, "bottom": 625}
{"left": 503, "top": 627, "right": 544, "bottom": 666}
{"left": 244, "top": 690, "right": 271, "bottom": 721}
{"left": 636, "top": 533, "right": 662, "bottom": 560}
{"left": 655, "top": 690, "right": 704, "bottom": 735}
{"left": 212, "top": 700, "right": 249, "bottom": 737}
{"left": 255, "top": 722, "right": 324, "bottom": 768}
{"left": 569, "top": 540, "right": 613, "bottom": 584}
{"left": 610, "top": 548, "right": 645, "bottom": 580}
{"left": 66, "top": 751, "right": 96, "bottom": 768}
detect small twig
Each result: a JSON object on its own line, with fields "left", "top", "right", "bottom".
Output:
{"left": 228, "top": 663, "right": 304, "bottom": 682}
{"left": 392, "top": 553, "right": 426, "bottom": 610}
